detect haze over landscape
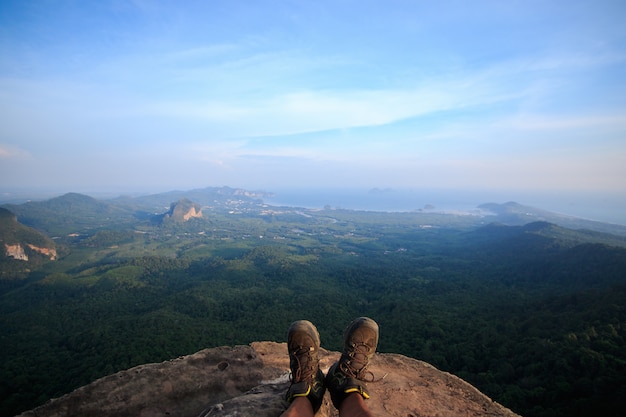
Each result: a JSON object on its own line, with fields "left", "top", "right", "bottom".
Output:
{"left": 3, "top": 4, "right": 626, "bottom": 416}
{"left": 1, "top": 1, "right": 625, "bottom": 223}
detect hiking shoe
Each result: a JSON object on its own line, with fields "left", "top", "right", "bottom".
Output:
{"left": 326, "top": 317, "right": 379, "bottom": 408}
{"left": 285, "top": 320, "right": 326, "bottom": 412}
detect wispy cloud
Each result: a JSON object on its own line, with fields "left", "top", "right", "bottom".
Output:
{"left": 1, "top": 0, "right": 625, "bottom": 199}
{"left": 500, "top": 113, "right": 626, "bottom": 131}
{"left": 0, "top": 145, "right": 23, "bottom": 158}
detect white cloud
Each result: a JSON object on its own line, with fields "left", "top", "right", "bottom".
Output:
{"left": 145, "top": 80, "right": 504, "bottom": 138}
{"left": 2, "top": 2, "right": 625, "bottom": 197}
{"left": 134, "top": 49, "right": 625, "bottom": 139}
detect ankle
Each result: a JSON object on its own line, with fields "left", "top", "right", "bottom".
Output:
{"left": 281, "top": 396, "right": 314, "bottom": 417}
{"left": 338, "top": 393, "right": 374, "bottom": 417}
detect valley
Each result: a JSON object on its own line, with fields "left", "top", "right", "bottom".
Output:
{"left": 1, "top": 187, "right": 625, "bottom": 417}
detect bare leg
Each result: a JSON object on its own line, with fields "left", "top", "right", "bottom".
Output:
{"left": 280, "top": 396, "right": 314, "bottom": 417}
{"left": 339, "top": 393, "right": 374, "bottom": 417}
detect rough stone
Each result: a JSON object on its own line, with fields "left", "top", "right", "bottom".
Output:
{"left": 19, "top": 342, "right": 521, "bottom": 417}
{"left": 5, "top": 243, "right": 28, "bottom": 261}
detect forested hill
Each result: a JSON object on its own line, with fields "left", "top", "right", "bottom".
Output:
{"left": 0, "top": 208, "right": 55, "bottom": 250}
{"left": 1, "top": 192, "right": 135, "bottom": 235}
{"left": 0, "top": 208, "right": 58, "bottom": 277}
{"left": 3, "top": 188, "right": 626, "bottom": 237}
{"left": 478, "top": 201, "right": 626, "bottom": 236}
{"left": 0, "top": 188, "right": 625, "bottom": 417}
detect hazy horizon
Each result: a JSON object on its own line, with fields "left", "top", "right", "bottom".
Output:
{"left": 1, "top": 2, "right": 625, "bottom": 214}
{"left": 2, "top": 184, "right": 625, "bottom": 226}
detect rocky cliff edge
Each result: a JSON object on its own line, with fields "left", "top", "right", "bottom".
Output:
{"left": 18, "top": 342, "right": 521, "bottom": 417}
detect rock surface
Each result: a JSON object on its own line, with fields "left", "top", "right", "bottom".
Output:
{"left": 0, "top": 208, "right": 57, "bottom": 259}
{"left": 167, "top": 198, "right": 203, "bottom": 222}
{"left": 19, "top": 342, "right": 521, "bottom": 417}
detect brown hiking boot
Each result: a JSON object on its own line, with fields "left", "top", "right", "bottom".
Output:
{"left": 285, "top": 320, "right": 326, "bottom": 412}
{"left": 325, "top": 317, "right": 379, "bottom": 408}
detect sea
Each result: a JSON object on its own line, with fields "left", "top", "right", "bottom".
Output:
{"left": 263, "top": 188, "right": 626, "bottom": 226}
{"left": 2, "top": 186, "right": 624, "bottom": 226}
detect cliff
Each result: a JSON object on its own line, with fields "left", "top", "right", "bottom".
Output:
{"left": 166, "top": 198, "right": 203, "bottom": 222}
{"left": 18, "top": 342, "right": 520, "bottom": 417}
{"left": 0, "top": 208, "right": 57, "bottom": 269}
{"left": 4, "top": 242, "right": 57, "bottom": 261}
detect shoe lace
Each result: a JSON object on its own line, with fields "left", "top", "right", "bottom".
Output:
{"left": 340, "top": 342, "right": 376, "bottom": 382}
{"left": 290, "top": 345, "right": 317, "bottom": 383}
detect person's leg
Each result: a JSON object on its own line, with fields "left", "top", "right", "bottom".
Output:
{"left": 282, "top": 320, "right": 326, "bottom": 415}
{"left": 280, "top": 396, "right": 314, "bottom": 417}
{"left": 339, "top": 393, "right": 374, "bottom": 417}
{"left": 326, "top": 317, "right": 379, "bottom": 415}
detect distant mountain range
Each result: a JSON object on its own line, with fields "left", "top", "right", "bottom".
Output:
{"left": 0, "top": 187, "right": 268, "bottom": 235}
{"left": 477, "top": 201, "right": 626, "bottom": 237}
{"left": 2, "top": 187, "right": 625, "bottom": 237}
{"left": 2, "top": 187, "right": 626, "bottom": 279}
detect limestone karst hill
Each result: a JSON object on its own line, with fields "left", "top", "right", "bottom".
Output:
{"left": 18, "top": 342, "right": 520, "bottom": 417}
{"left": 165, "top": 198, "right": 203, "bottom": 222}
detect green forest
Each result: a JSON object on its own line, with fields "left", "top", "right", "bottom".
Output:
{"left": 1, "top": 190, "right": 625, "bottom": 417}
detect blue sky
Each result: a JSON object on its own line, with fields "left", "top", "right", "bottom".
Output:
{"left": 1, "top": 0, "right": 625, "bottom": 197}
